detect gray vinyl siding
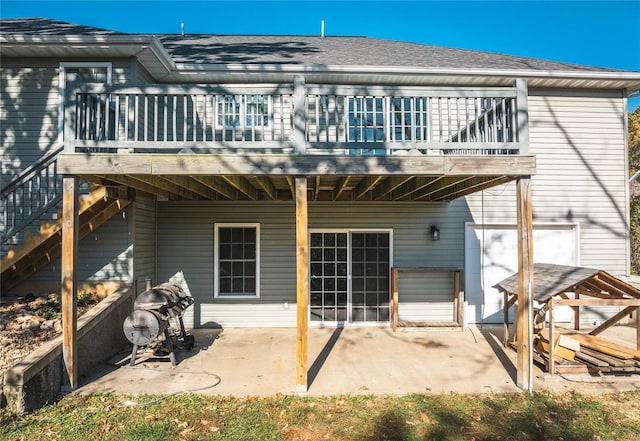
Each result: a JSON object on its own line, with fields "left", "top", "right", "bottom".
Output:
{"left": 397, "top": 271, "right": 455, "bottom": 323}
{"left": 464, "top": 88, "right": 628, "bottom": 274}
{"left": 464, "top": 89, "right": 628, "bottom": 325}
{"left": 132, "top": 197, "right": 157, "bottom": 293}
{"left": 9, "top": 207, "right": 132, "bottom": 289}
{"left": 0, "top": 58, "right": 135, "bottom": 182}
{"left": 156, "top": 201, "right": 468, "bottom": 328}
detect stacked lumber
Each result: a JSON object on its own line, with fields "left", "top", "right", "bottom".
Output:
{"left": 533, "top": 327, "right": 640, "bottom": 374}
{"left": 569, "top": 333, "right": 640, "bottom": 374}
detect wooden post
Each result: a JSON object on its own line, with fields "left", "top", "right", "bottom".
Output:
{"left": 391, "top": 268, "right": 399, "bottom": 331}
{"left": 635, "top": 307, "right": 640, "bottom": 351}
{"left": 61, "top": 176, "right": 79, "bottom": 390}
{"left": 574, "top": 292, "right": 580, "bottom": 331}
{"left": 295, "top": 176, "right": 309, "bottom": 393}
{"left": 453, "top": 270, "right": 464, "bottom": 328}
{"left": 516, "top": 176, "right": 533, "bottom": 392}
{"left": 548, "top": 299, "right": 555, "bottom": 376}
{"left": 503, "top": 291, "right": 509, "bottom": 347}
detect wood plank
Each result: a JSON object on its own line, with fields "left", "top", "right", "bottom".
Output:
{"left": 592, "top": 274, "right": 639, "bottom": 298}
{"left": 413, "top": 177, "right": 463, "bottom": 200}
{"left": 535, "top": 339, "right": 575, "bottom": 363}
{"left": 295, "top": 176, "right": 309, "bottom": 393}
{"left": 332, "top": 176, "right": 351, "bottom": 201}
{"left": 433, "top": 176, "right": 512, "bottom": 201}
{"left": 162, "top": 175, "right": 220, "bottom": 200}
{"left": 354, "top": 176, "right": 383, "bottom": 200}
{"left": 503, "top": 291, "right": 510, "bottom": 347}
{"left": 549, "top": 300, "right": 555, "bottom": 374}
{"left": 573, "top": 287, "right": 616, "bottom": 300}
{"left": 566, "top": 333, "right": 638, "bottom": 360}
{"left": 133, "top": 175, "right": 200, "bottom": 200}
{"left": 254, "top": 176, "right": 276, "bottom": 200}
{"left": 579, "top": 347, "right": 635, "bottom": 368}
{"left": 597, "top": 272, "right": 640, "bottom": 298}
{"left": 313, "top": 176, "right": 321, "bottom": 201}
{"left": 61, "top": 176, "right": 79, "bottom": 390}
{"left": 285, "top": 176, "right": 295, "bottom": 199}
{"left": 516, "top": 176, "right": 533, "bottom": 391}
{"left": 454, "top": 271, "right": 464, "bottom": 327}
{"left": 59, "top": 153, "right": 536, "bottom": 177}
{"left": 554, "top": 299, "right": 640, "bottom": 307}
{"left": 392, "top": 268, "right": 399, "bottom": 332}
{"left": 574, "top": 292, "right": 580, "bottom": 331}
{"left": 589, "top": 306, "right": 638, "bottom": 336}
{"left": 222, "top": 176, "right": 257, "bottom": 200}
{"left": 391, "top": 177, "right": 438, "bottom": 200}
{"left": 94, "top": 174, "right": 176, "bottom": 200}
{"left": 372, "top": 176, "right": 413, "bottom": 200}
{"left": 574, "top": 351, "right": 609, "bottom": 368}
{"left": 191, "top": 176, "right": 236, "bottom": 200}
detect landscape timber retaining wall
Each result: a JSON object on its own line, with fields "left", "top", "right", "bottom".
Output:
{"left": 3, "top": 286, "right": 134, "bottom": 412}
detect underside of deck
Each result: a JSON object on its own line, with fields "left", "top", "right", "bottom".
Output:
{"left": 59, "top": 153, "right": 536, "bottom": 202}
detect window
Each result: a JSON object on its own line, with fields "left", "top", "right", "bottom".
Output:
{"left": 346, "top": 96, "right": 429, "bottom": 154}
{"left": 216, "top": 94, "right": 270, "bottom": 128}
{"left": 214, "top": 224, "right": 260, "bottom": 298}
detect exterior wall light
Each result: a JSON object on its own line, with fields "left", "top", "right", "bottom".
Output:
{"left": 430, "top": 225, "right": 440, "bottom": 241}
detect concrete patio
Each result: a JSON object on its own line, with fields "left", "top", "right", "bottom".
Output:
{"left": 77, "top": 325, "right": 640, "bottom": 397}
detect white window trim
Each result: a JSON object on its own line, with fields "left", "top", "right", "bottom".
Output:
{"left": 58, "top": 62, "right": 113, "bottom": 143}
{"left": 214, "top": 222, "right": 261, "bottom": 299}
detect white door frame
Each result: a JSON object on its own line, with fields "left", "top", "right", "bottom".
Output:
{"left": 309, "top": 228, "right": 393, "bottom": 327}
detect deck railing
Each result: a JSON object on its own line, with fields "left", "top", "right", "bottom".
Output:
{"left": 66, "top": 82, "right": 527, "bottom": 155}
{"left": 1, "top": 143, "right": 64, "bottom": 244}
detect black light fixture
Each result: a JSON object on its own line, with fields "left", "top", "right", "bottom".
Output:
{"left": 430, "top": 225, "right": 440, "bottom": 241}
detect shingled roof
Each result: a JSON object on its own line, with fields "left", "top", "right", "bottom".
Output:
{"left": 0, "top": 17, "right": 621, "bottom": 72}
{"left": 494, "top": 263, "right": 640, "bottom": 303}
{"left": 152, "top": 34, "right": 617, "bottom": 72}
{"left": 0, "top": 17, "right": 124, "bottom": 36}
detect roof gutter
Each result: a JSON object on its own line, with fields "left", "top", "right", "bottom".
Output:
{"left": 175, "top": 63, "right": 640, "bottom": 82}
{"left": 0, "top": 34, "right": 176, "bottom": 74}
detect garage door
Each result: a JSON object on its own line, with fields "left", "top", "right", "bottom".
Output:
{"left": 464, "top": 223, "right": 578, "bottom": 324}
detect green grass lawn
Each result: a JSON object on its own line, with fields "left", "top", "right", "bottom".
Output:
{"left": 2, "top": 390, "right": 640, "bottom": 441}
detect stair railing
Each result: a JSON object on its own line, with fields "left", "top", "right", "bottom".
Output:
{"left": 1, "top": 143, "right": 65, "bottom": 245}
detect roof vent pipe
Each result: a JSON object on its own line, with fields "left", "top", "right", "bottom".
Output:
{"left": 321, "top": 20, "right": 325, "bottom": 38}
{"left": 181, "top": 22, "right": 185, "bottom": 37}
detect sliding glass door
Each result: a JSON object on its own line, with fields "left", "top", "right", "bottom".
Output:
{"left": 310, "top": 231, "right": 390, "bottom": 324}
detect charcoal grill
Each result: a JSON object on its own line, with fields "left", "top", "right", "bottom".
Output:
{"left": 123, "top": 281, "right": 195, "bottom": 366}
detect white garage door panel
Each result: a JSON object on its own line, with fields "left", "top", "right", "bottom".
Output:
{"left": 465, "top": 224, "right": 578, "bottom": 324}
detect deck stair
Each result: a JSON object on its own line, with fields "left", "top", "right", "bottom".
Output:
{"left": 1, "top": 184, "right": 131, "bottom": 290}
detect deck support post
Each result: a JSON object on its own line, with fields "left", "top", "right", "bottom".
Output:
{"left": 61, "top": 176, "right": 79, "bottom": 390}
{"left": 391, "top": 268, "right": 399, "bottom": 331}
{"left": 295, "top": 176, "right": 309, "bottom": 393}
{"left": 516, "top": 176, "right": 534, "bottom": 392}
{"left": 503, "top": 291, "right": 509, "bottom": 347}
{"left": 548, "top": 299, "right": 555, "bottom": 375}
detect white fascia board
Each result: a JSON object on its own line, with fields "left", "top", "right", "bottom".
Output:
{"left": 175, "top": 63, "right": 640, "bottom": 89}
{"left": 1, "top": 35, "right": 176, "bottom": 74}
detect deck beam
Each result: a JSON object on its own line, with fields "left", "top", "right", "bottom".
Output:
{"left": 59, "top": 153, "right": 536, "bottom": 177}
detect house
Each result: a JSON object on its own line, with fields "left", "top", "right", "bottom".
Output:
{"left": 2, "top": 18, "right": 640, "bottom": 392}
